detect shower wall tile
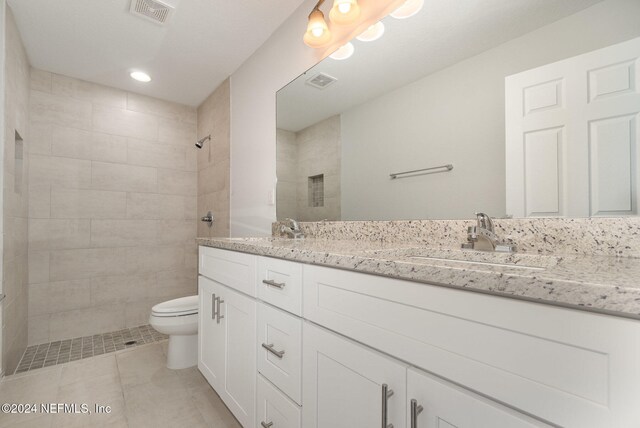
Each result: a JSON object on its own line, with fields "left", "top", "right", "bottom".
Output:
{"left": 92, "top": 104, "right": 159, "bottom": 140}
{"left": 3, "top": 8, "right": 31, "bottom": 374}
{"left": 28, "top": 69, "right": 198, "bottom": 346}
{"left": 196, "top": 79, "right": 230, "bottom": 239}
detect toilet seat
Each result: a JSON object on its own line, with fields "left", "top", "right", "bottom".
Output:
{"left": 151, "top": 295, "right": 198, "bottom": 317}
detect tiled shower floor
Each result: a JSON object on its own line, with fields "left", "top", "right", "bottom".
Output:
{"left": 14, "top": 325, "right": 167, "bottom": 374}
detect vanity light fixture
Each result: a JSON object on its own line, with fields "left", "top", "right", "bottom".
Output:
{"left": 329, "top": 42, "right": 355, "bottom": 60}
{"left": 356, "top": 21, "right": 385, "bottom": 42}
{"left": 329, "top": 0, "right": 360, "bottom": 25}
{"left": 130, "top": 70, "right": 151, "bottom": 82}
{"left": 304, "top": 1, "right": 331, "bottom": 48}
{"left": 390, "top": 0, "right": 424, "bottom": 19}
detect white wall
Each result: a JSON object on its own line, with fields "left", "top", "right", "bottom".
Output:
{"left": 340, "top": 0, "right": 640, "bottom": 220}
{"left": 229, "top": 0, "right": 405, "bottom": 236}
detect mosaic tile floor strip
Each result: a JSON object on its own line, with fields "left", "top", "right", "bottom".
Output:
{"left": 14, "top": 325, "right": 167, "bottom": 374}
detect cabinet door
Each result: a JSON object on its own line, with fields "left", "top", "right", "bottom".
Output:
{"left": 198, "top": 276, "right": 225, "bottom": 391}
{"left": 302, "top": 322, "right": 407, "bottom": 428}
{"left": 219, "top": 285, "right": 257, "bottom": 428}
{"left": 256, "top": 374, "right": 302, "bottom": 428}
{"left": 407, "top": 368, "right": 548, "bottom": 428}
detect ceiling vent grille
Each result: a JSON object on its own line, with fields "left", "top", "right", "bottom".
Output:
{"left": 306, "top": 73, "right": 337, "bottom": 90}
{"left": 130, "top": 0, "right": 174, "bottom": 25}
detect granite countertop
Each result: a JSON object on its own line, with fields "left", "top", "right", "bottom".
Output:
{"left": 196, "top": 237, "right": 640, "bottom": 320}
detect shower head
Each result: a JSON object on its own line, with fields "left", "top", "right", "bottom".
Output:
{"left": 195, "top": 135, "right": 211, "bottom": 149}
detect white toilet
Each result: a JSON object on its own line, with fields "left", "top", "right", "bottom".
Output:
{"left": 149, "top": 295, "right": 199, "bottom": 369}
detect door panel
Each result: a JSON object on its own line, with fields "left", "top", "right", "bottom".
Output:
{"left": 198, "top": 276, "right": 225, "bottom": 391}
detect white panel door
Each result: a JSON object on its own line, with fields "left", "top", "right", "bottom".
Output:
{"left": 302, "top": 322, "right": 407, "bottom": 428}
{"left": 407, "top": 368, "right": 549, "bottom": 428}
{"left": 198, "top": 276, "right": 225, "bottom": 392}
{"left": 219, "top": 284, "right": 257, "bottom": 428}
{"left": 506, "top": 36, "right": 640, "bottom": 217}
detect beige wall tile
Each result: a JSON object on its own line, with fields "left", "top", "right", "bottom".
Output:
{"left": 158, "top": 220, "right": 196, "bottom": 244}
{"left": 28, "top": 251, "right": 50, "bottom": 285}
{"left": 197, "top": 160, "right": 229, "bottom": 195}
{"left": 126, "top": 245, "right": 184, "bottom": 274}
{"left": 91, "top": 219, "right": 157, "bottom": 248}
{"left": 92, "top": 104, "right": 158, "bottom": 140}
{"left": 50, "top": 126, "right": 128, "bottom": 163}
{"left": 52, "top": 73, "right": 127, "bottom": 109}
{"left": 91, "top": 161, "right": 157, "bottom": 193}
{"left": 29, "top": 154, "right": 91, "bottom": 188}
{"left": 126, "top": 193, "right": 185, "bottom": 220}
{"left": 91, "top": 273, "right": 155, "bottom": 306}
{"left": 91, "top": 132, "right": 128, "bottom": 163}
{"left": 51, "top": 188, "right": 127, "bottom": 219}
{"left": 29, "top": 219, "right": 91, "bottom": 250}
{"left": 127, "top": 138, "right": 186, "bottom": 169}
{"left": 28, "top": 184, "right": 51, "bottom": 219}
{"left": 158, "top": 118, "right": 196, "bottom": 146}
{"left": 48, "top": 304, "right": 126, "bottom": 341}
{"left": 157, "top": 168, "right": 196, "bottom": 196}
{"left": 30, "top": 90, "right": 92, "bottom": 130}
{"left": 29, "top": 122, "right": 53, "bottom": 155}
{"left": 29, "top": 279, "right": 92, "bottom": 315}
{"left": 30, "top": 69, "right": 52, "bottom": 92}
{"left": 127, "top": 92, "right": 196, "bottom": 124}
{"left": 155, "top": 269, "right": 197, "bottom": 298}
{"left": 28, "top": 314, "right": 50, "bottom": 346}
{"left": 50, "top": 247, "right": 131, "bottom": 281}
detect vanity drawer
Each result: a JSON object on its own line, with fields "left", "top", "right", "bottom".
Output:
{"left": 199, "top": 246, "right": 257, "bottom": 297}
{"left": 256, "top": 374, "right": 301, "bottom": 428}
{"left": 257, "top": 256, "right": 303, "bottom": 316}
{"left": 303, "top": 264, "right": 640, "bottom": 428}
{"left": 257, "top": 302, "right": 302, "bottom": 404}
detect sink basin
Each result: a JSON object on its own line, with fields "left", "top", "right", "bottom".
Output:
{"left": 366, "top": 247, "right": 560, "bottom": 271}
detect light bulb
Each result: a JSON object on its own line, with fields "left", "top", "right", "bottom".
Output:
{"left": 330, "top": 42, "right": 355, "bottom": 60}
{"left": 304, "top": 8, "right": 331, "bottom": 48}
{"left": 356, "top": 21, "right": 385, "bottom": 42}
{"left": 390, "top": 0, "right": 424, "bottom": 19}
{"left": 338, "top": 3, "right": 351, "bottom": 13}
{"left": 329, "top": 0, "right": 360, "bottom": 25}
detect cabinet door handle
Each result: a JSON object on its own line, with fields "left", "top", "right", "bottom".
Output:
{"left": 262, "top": 279, "right": 285, "bottom": 289}
{"left": 216, "top": 297, "right": 225, "bottom": 324}
{"left": 261, "top": 343, "right": 285, "bottom": 359}
{"left": 381, "top": 383, "right": 394, "bottom": 428}
{"left": 260, "top": 422, "right": 273, "bottom": 428}
{"left": 410, "top": 399, "right": 424, "bottom": 428}
{"left": 211, "top": 293, "right": 216, "bottom": 320}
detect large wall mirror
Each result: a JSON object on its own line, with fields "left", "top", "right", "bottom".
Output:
{"left": 276, "top": 0, "right": 640, "bottom": 221}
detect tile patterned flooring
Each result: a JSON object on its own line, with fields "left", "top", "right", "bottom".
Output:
{"left": 0, "top": 341, "right": 241, "bottom": 428}
{"left": 14, "top": 325, "right": 167, "bottom": 374}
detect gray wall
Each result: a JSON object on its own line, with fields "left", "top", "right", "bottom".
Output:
{"left": 341, "top": 0, "right": 640, "bottom": 221}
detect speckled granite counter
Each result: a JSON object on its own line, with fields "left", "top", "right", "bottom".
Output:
{"left": 196, "top": 237, "right": 640, "bottom": 320}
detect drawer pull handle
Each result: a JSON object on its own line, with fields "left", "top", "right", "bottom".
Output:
{"left": 261, "top": 422, "right": 274, "bottom": 428}
{"left": 261, "top": 343, "right": 285, "bottom": 359}
{"left": 211, "top": 293, "right": 216, "bottom": 320}
{"left": 410, "top": 399, "right": 423, "bottom": 428}
{"left": 262, "top": 279, "right": 285, "bottom": 289}
{"left": 216, "top": 297, "right": 225, "bottom": 324}
{"left": 382, "top": 383, "right": 394, "bottom": 428}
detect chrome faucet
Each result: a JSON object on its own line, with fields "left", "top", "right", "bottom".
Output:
{"left": 462, "top": 212, "right": 515, "bottom": 253}
{"left": 281, "top": 218, "right": 304, "bottom": 239}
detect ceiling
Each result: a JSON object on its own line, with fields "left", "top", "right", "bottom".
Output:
{"left": 277, "top": 0, "right": 604, "bottom": 132}
{"left": 8, "top": 0, "right": 306, "bottom": 106}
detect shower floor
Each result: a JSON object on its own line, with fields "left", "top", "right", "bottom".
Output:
{"left": 14, "top": 325, "right": 167, "bottom": 374}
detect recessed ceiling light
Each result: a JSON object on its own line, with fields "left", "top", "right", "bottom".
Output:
{"left": 330, "top": 43, "right": 355, "bottom": 61}
{"left": 130, "top": 71, "right": 151, "bottom": 82}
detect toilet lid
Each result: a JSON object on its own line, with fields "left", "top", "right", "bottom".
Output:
{"left": 152, "top": 295, "right": 198, "bottom": 317}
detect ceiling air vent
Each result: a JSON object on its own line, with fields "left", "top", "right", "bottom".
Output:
{"left": 306, "top": 73, "right": 337, "bottom": 90}
{"left": 130, "top": 0, "right": 174, "bottom": 25}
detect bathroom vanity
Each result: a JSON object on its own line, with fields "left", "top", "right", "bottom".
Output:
{"left": 196, "top": 238, "right": 640, "bottom": 428}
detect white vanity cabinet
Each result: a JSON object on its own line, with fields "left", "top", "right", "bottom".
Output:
{"left": 198, "top": 247, "right": 257, "bottom": 428}
{"left": 302, "top": 322, "right": 407, "bottom": 428}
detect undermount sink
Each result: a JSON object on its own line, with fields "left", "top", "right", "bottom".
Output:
{"left": 367, "top": 247, "right": 560, "bottom": 271}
